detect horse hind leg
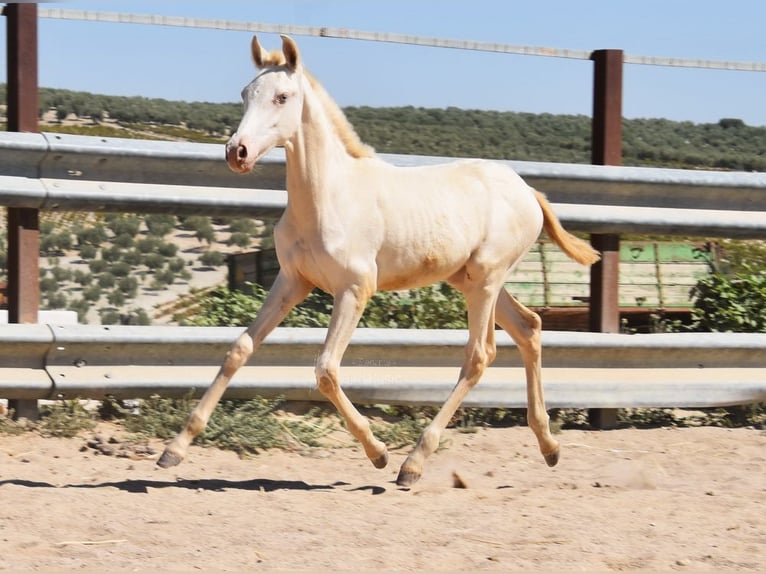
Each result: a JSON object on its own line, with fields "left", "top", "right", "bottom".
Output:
{"left": 157, "top": 272, "right": 312, "bottom": 469}
{"left": 495, "top": 288, "right": 560, "bottom": 467}
{"left": 396, "top": 274, "right": 501, "bottom": 487}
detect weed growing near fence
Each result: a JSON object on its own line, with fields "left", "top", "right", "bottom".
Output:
{"left": 123, "top": 394, "right": 337, "bottom": 457}
{"left": 2, "top": 398, "right": 763, "bottom": 458}
{"left": 38, "top": 399, "right": 97, "bottom": 438}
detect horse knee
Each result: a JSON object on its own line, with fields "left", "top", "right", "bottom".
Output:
{"left": 462, "top": 345, "right": 490, "bottom": 385}
{"left": 223, "top": 333, "right": 254, "bottom": 376}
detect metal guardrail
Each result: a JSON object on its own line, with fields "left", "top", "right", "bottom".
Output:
{"left": 1, "top": 132, "right": 766, "bottom": 236}
{"left": 1, "top": 324, "right": 764, "bottom": 408}
{"left": 1, "top": 132, "right": 765, "bottom": 410}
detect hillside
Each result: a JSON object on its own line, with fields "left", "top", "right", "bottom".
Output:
{"left": 1, "top": 84, "right": 764, "bottom": 171}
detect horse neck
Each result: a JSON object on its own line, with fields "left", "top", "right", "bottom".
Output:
{"left": 284, "top": 79, "right": 353, "bottom": 223}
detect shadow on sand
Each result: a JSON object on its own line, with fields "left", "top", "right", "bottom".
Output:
{"left": 0, "top": 477, "right": 386, "bottom": 495}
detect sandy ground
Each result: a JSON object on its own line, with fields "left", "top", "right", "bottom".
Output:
{"left": 1, "top": 423, "right": 764, "bottom": 572}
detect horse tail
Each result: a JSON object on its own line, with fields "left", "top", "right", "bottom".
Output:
{"left": 534, "top": 190, "right": 601, "bottom": 266}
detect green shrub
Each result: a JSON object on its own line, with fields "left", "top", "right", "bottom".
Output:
{"left": 689, "top": 268, "right": 766, "bottom": 332}
{"left": 107, "top": 290, "right": 126, "bottom": 306}
{"left": 182, "top": 281, "right": 467, "bottom": 329}
{"left": 38, "top": 400, "right": 96, "bottom": 437}
{"left": 76, "top": 224, "right": 108, "bottom": 246}
{"left": 101, "top": 245, "right": 123, "bottom": 262}
{"left": 125, "top": 394, "right": 335, "bottom": 455}
{"left": 136, "top": 236, "right": 162, "bottom": 254}
{"left": 100, "top": 310, "right": 122, "bottom": 325}
{"left": 50, "top": 266, "right": 72, "bottom": 282}
{"left": 122, "top": 249, "right": 143, "bottom": 266}
{"left": 78, "top": 244, "right": 97, "bottom": 260}
{"left": 83, "top": 284, "right": 102, "bottom": 302}
{"left": 113, "top": 233, "right": 134, "bottom": 249}
{"left": 143, "top": 252, "right": 166, "bottom": 270}
{"left": 158, "top": 242, "right": 178, "bottom": 257}
{"left": 45, "top": 292, "right": 68, "bottom": 309}
{"left": 109, "top": 261, "right": 132, "bottom": 277}
{"left": 88, "top": 258, "right": 107, "bottom": 274}
{"left": 105, "top": 214, "right": 142, "bottom": 237}
{"left": 121, "top": 308, "right": 151, "bottom": 325}
{"left": 118, "top": 276, "right": 139, "bottom": 297}
{"left": 144, "top": 214, "right": 176, "bottom": 237}
{"left": 151, "top": 269, "right": 176, "bottom": 289}
{"left": 198, "top": 250, "right": 226, "bottom": 267}
{"left": 73, "top": 269, "right": 93, "bottom": 286}
{"left": 226, "top": 218, "right": 258, "bottom": 235}
{"left": 167, "top": 256, "right": 186, "bottom": 273}
{"left": 39, "top": 276, "right": 58, "bottom": 293}
{"left": 179, "top": 216, "right": 216, "bottom": 244}
{"left": 227, "top": 231, "right": 252, "bottom": 248}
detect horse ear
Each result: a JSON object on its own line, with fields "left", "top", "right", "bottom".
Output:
{"left": 280, "top": 35, "right": 301, "bottom": 71}
{"left": 251, "top": 36, "right": 269, "bottom": 69}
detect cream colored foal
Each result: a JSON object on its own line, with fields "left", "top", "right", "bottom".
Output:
{"left": 158, "top": 35, "right": 599, "bottom": 486}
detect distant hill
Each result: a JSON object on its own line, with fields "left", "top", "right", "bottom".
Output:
{"left": 1, "top": 84, "right": 764, "bottom": 171}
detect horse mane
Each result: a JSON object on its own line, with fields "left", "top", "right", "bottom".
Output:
{"left": 260, "top": 50, "right": 375, "bottom": 159}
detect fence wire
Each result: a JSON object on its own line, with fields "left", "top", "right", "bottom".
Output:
{"left": 37, "top": 8, "right": 766, "bottom": 72}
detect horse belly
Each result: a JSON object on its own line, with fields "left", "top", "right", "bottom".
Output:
{"left": 375, "top": 194, "right": 489, "bottom": 290}
{"left": 375, "top": 231, "right": 474, "bottom": 291}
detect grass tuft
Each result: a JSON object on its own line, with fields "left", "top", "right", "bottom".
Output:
{"left": 124, "top": 394, "right": 337, "bottom": 457}
{"left": 38, "top": 399, "right": 97, "bottom": 438}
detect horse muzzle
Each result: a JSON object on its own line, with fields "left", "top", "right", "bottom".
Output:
{"left": 225, "top": 139, "right": 255, "bottom": 174}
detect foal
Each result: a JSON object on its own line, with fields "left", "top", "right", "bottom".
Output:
{"left": 158, "top": 35, "right": 599, "bottom": 486}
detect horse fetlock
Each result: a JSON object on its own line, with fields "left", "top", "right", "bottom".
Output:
{"left": 362, "top": 430, "right": 388, "bottom": 466}
{"left": 415, "top": 425, "right": 441, "bottom": 459}
{"left": 370, "top": 448, "right": 389, "bottom": 469}
{"left": 187, "top": 411, "right": 207, "bottom": 437}
{"left": 396, "top": 455, "right": 423, "bottom": 487}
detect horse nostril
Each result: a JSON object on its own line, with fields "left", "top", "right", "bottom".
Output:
{"left": 237, "top": 144, "right": 248, "bottom": 161}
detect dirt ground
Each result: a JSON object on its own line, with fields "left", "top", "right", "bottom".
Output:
{"left": 1, "top": 423, "right": 764, "bottom": 572}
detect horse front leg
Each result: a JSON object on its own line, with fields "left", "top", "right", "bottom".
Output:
{"left": 315, "top": 287, "right": 389, "bottom": 469}
{"left": 495, "top": 289, "right": 559, "bottom": 467}
{"left": 157, "top": 272, "right": 313, "bottom": 469}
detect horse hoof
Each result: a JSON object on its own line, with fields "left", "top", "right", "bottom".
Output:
{"left": 543, "top": 447, "right": 560, "bottom": 467}
{"left": 396, "top": 467, "right": 421, "bottom": 488}
{"left": 157, "top": 449, "right": 183, "bottom": 469}
{"left": 371, "top": 451, "right": 389, "bottom": 469}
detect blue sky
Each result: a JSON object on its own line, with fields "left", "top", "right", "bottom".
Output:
{"left": 2, "top": 1, "right": 765, "bottom": 125}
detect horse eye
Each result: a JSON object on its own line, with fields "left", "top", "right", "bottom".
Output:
{"left": 275, "top": 93, "right": 289, "bottom": 105}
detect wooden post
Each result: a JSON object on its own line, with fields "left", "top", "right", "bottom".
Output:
{"left": 5, "top": 3, "right": 41, "bottom": 420}
{"left": 588, "top": 49, "right": 623, "bottom": 429}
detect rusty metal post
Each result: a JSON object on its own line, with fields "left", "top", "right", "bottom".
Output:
{"left": 5, "top": 3, "right": 41, "bottom": 419}
{"left": 588, "top": 49, "right": 623, "bottom": 429}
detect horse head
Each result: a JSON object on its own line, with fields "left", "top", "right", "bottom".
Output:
{"left": 225, "top": 35, "right": 304, "bottom": 173}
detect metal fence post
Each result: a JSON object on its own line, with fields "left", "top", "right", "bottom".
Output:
{"left": 5, "top": 3, "right": 41, "bottom": 420}
{"left": 588, "top": 49, "right": 623, "bottom": 429}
